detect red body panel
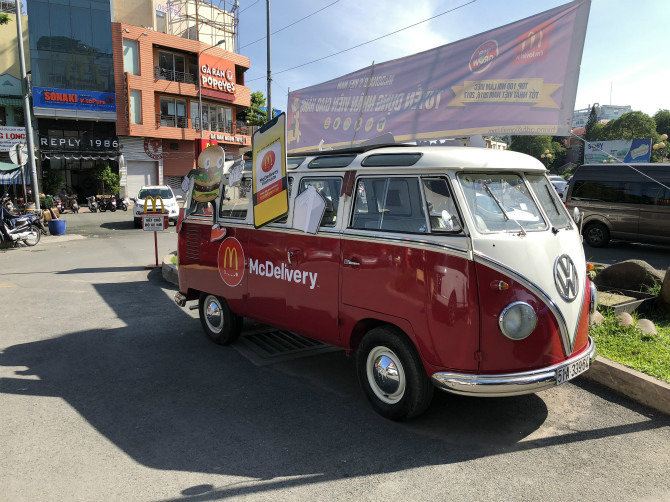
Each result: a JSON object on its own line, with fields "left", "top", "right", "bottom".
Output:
{"left": 178, "top": 218, "right": 589, "bottom": 376}
{"left": 475, "top": 262, "right": 591, "bottom": 373}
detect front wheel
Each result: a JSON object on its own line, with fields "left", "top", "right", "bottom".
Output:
{"left": 357, "top": 326, "right": 433, "bottom": 421}
{"left": 198, "top": 293, "right": 242, "bottom": 345}
{"left": 99, "top": 205, "right": 106, "bottom": 212}
{"left": 23, "top": 225, "right": 41, "bottom": 246}
{"left": 584, "top": 222, "right": 610, "bottom": 248}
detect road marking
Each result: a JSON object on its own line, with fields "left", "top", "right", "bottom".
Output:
{"left": 0, "top": 284, "right": 17, "bottom": 288}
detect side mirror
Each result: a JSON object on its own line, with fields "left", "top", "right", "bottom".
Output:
{"left": 572, "top": 207, "right": 581, "bottom": 224}
{"left": 441, "top": 210, "right": 455, "bottom": 231}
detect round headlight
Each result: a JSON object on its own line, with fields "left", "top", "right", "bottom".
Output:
{"left": 498, "top": 301, "right": 537, "bottom": 341}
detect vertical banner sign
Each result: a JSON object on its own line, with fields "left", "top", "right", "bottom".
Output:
{"left": 286, "top": 0, "right": 591, "bottom": 152}
{"left": 252, "top": 113, "right": 289, "bottom": 228}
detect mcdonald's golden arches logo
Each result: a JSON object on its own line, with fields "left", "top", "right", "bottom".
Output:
{"left": 142, "top": 196, "right": 166, "bottom": 214}
{"left": 218, "top": 237, "right": 245, "bottom": 287}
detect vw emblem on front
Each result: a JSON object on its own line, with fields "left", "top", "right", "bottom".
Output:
{"left": 554, "top": 254, "right": 579, "bottom": 302}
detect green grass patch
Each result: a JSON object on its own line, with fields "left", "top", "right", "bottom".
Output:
{"left": 590, "top": 306, "right": 670, "bottom": 384}
{"left": 170, "top": 254, "right": 178, "bottom": 266}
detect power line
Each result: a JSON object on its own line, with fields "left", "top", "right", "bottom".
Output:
{"left": 239, "top": 0, "right": 339, "bottom": 50}
{"left": 245, "top": 0, "right": 477, "bottom": 82}
{"left": 239, "top": 0, "right": 260, "bottom": 15}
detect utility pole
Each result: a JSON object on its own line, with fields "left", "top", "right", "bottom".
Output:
{"left": 14, "top": 0, "right": 40, "bottom": 211}
{"left": 266, "top": 0, "right": 271, "bottom": 123}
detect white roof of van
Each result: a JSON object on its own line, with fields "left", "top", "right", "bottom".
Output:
{"left": 289, "top": 145, "right": 547, "bottom": 172}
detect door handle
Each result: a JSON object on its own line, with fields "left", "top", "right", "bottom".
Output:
{"left": 344, "top": 258, "right": 360, "bottom": 267}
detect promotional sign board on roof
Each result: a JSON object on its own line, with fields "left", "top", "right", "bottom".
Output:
{"left": 251, "top": 113, "right": 288, "bottom": 228}
{"left": 286, "top": 0, "right": 591, "bottom": 152}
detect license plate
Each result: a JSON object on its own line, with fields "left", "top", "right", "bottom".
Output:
{"left": 556, "top": 354, "right": 591, "bottom": 386}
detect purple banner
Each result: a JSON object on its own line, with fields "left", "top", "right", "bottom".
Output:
{"left": 287, "top": 0, "right": 590, "bottom": 153}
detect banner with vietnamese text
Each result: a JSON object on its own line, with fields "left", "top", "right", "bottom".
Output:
{"left": 287, "top": 0, "right": 590, "bottom": 152}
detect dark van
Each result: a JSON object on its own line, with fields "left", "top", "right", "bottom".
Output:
{"left": 565, "top": 163, "right": 670, "bottom": 247}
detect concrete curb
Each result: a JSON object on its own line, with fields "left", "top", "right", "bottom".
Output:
{"left": 160, "top": 251, "right": 670, "bottom": 416}
{"left": 582, "top": 356, "right": 670, "bottom": 415}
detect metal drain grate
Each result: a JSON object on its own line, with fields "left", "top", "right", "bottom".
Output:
{"left": 233, "top": 327, "right": 339, "bottom": 366}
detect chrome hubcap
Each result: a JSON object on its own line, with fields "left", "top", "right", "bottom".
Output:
{"left": 366, "top": 346, "right": 405, "bottom": 404}
{"left": 204, "top": 296, "right": 223, "bottom": 333}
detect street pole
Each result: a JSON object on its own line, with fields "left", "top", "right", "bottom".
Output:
{"left": 266, "top": 0, "right": 271, "bottom": 123}
{"left": 14, "top": 0, "right": 40, "bottom": 212}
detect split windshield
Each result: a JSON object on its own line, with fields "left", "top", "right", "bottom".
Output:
{"left": 457, "top": 173, "right": 547, "bottom": 233}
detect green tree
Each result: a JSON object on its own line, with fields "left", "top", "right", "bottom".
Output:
{"left": 42, "top": 169, "right": 64, "bottom": 195}
{"left": 654, "top": 109, "right": 670, "bottom": 137}
{"left": 508, "top": 135, "right": 564, "bottom": 171}
{"left": 238, "top": 91, "right": 276, "bottom": 126}
{"left": 91, "top": 165, "right": 120, "bottom": 196}
{"left": 584, "top": 105, "right": 598, "bottom": 141}
{"left": 588, "top": 122, "right": 606, "bottom": 141}
{"left": 652, "top": 109, "right": 670, "bottom": 162}
{"left": 601, "top": 111, "right": 656, "bottom": 140}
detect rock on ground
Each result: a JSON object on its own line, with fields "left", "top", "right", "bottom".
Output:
{"left": 636, "top": 319, "right": 657, "bottom": 336}
{"left": 594, "top": 260, "right": 663, "bottom": 291}
{"left": 616, "top": 312, "right": 634, "bottom": 327}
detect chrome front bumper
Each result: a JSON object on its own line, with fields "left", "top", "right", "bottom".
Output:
{"left": 431, "top": 337, "right": 596, "bottom": 397}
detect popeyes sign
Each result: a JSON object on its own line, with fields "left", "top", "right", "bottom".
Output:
{"left": 200, "top": 53, "right": 236, "bottom": 96}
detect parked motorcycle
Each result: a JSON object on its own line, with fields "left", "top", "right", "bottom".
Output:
{"left": 87, "top": 195, "right": 98, "bottom": 213}
{"left": 98, "top": 195, "right": 117, "bottom": 212}
{"left": 117, "top": 196, "right": 129, "bottom": 211}
{"left": 2, "top": 193, "right": 14, "bottom": 213}
{"left": 63, "top": 195, "right": 79, "bottom": 214}
{"left": 0, "top": 206, "right": 43, "bottom": 246}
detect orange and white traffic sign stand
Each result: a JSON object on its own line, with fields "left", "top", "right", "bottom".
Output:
{"left": 142, "top": 196, "right": 169, "bottom": 269}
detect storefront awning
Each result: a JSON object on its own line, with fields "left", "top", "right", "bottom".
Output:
{"left": 41, "top": 152, "right": 120, "bottom": 161}
{"left": 0, "top": 168, "right": 22, "bottom": 185}
{"left": 0, "top": 161, "right": 20, "bottom": 171}
{"left": 0, "top": 97, "right": 23, "bottom": 107}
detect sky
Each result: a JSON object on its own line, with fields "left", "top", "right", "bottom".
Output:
{"left": 236, "top": 0, "right": 668, "bottom": 117}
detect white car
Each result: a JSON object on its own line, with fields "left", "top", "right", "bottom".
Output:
{"left": 548, "top": 175, "right": 568, "bottom": 199}
{"left": 133, "top": 185, "right": 181, "bottom": 228}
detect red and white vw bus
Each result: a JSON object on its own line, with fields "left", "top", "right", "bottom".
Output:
{"left": 175, "top": 145, "right": 597, "bottom": 420}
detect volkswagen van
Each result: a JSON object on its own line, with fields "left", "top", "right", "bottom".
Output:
{"left": 175, "top": 145, "right": 597, "bottom": 420}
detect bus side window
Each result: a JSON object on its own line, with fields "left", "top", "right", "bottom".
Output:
{"left": 422, "top": 178, "right": 462, "bottom": 233}
{"left": 299, "top": 177, "right": 342, "bottom": 227}
{"left": 351, "top": 177, "right": 427, "bottom": 233}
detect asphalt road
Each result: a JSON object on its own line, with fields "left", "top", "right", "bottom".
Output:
{"left": 1, "top": 211, "right": 669, "bottom": 501}
{"left": 583, "top": 239, "right": 670, "bottom": 274}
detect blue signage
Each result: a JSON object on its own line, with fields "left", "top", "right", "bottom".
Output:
{"left": 33, "top": 87, "right": 116, "bottom": 113}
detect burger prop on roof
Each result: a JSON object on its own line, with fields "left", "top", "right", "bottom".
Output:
{"left": 193, "top": 145, "right": 225, "bottom": 202}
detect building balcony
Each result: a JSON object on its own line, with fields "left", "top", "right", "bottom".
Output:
{"left": 154, "top": 66, "right": 196, "bottom": 85}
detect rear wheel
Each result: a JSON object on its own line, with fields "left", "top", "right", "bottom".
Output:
{"left": 584, "top": 222, "right": 610, "bottom": 247}
{"left": 198, "top": 293, "right": 242, "bottom": 345}
{"left": 357, "top": 326, "right": 433, "bottom": 421}
{"left": 23, "top": 225, "right": 41, "bottom": 246}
